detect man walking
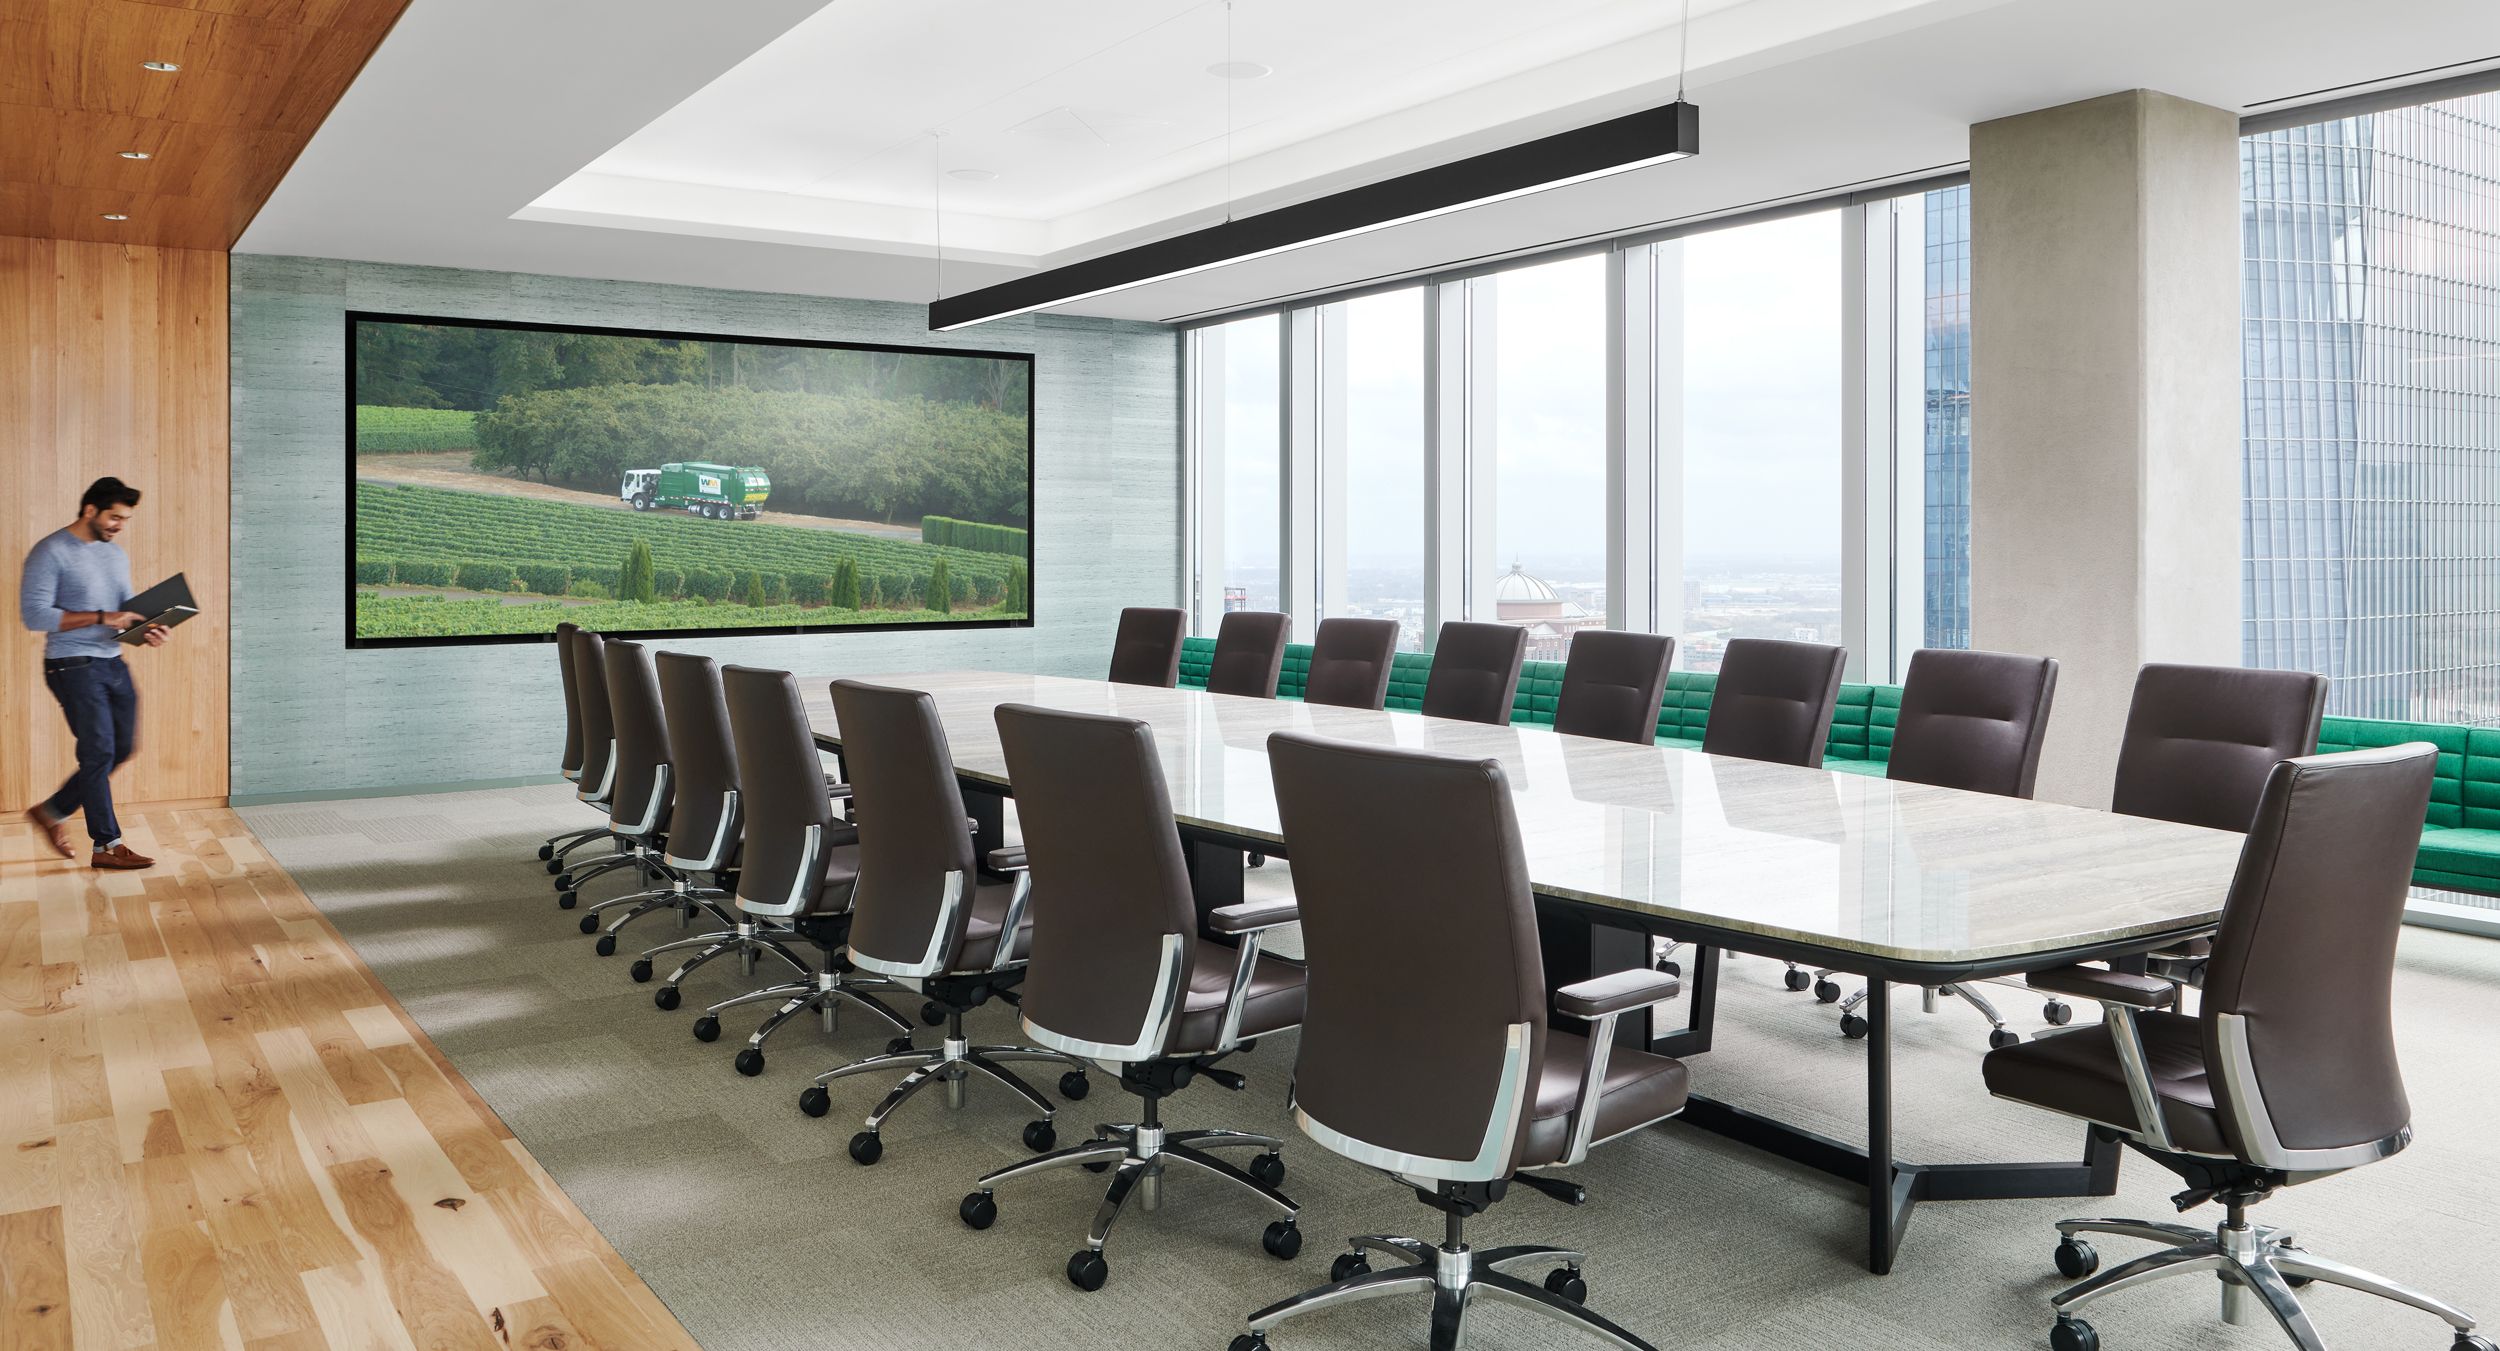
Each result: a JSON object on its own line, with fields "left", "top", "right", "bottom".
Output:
{"left": 19, "top": 477, "right": 169, "bottom": 870}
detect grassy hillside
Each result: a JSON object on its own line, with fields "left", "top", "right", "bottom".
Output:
{"left": 353, "top": 593, "right": 1018, "bottom": 640}
{"left": 356, "top": 406, "right": 478, "bottom": 452}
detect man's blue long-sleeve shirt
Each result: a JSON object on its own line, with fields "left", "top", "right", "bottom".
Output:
{"left": 19, "top": 528, "right": 132, "bottom": 661}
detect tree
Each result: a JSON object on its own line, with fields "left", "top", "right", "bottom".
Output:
{"left": 1004, "top": 561, "right": 1028, "bottom": 615}
{"left": 926, "top": 559, "right": 952, "bottom": 614}
{"left": 621, "top": 539, "right": 656, "bottom": 604}
{"left": 830, "top": 559, "right": 860, "bottom": 609}
{"left": 742, "top": 570, "right": 767, "bottom": 608}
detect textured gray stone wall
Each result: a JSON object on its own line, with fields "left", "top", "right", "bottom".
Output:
{"left": 229, "top": 254, "right": 1180, "bottom": 797}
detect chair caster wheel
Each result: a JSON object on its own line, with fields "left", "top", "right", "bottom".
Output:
{"left": 1066, "top": 1249, "right": 1109, "bottom": 1291}
{"left": 1839, "top": 1013, "right": 1868, "bottom": 1039}
{"left": 1783, "top": 968, "right": 1812, "bottom": 992}
{"left": 1059, "top": 1071, "right": 1090, "bottom": 1101}
{"left": 1248, "top": 1152, "right": 1286, "bottom": 1188}
{"left": 1543, "top": 1266, "right": 1588, "bottom": 1303}
{"left": 546, "top": 859, "right": 564, "bottom": 875}
{"left": 1989, "top": 1029, "right": 2021, "bottom": 1050}
{"left": 1083, "top": 1157, "right": 1113, "bottom": 1173}
{"left": 1261, "top": 1220, "right": 1301, "bottom": 1261}
{"left": 557, "top": 891, "right": 578, "bottom": 910}
{"left": 2054, "top": 1237, "right": 2099, "bottom": 1280}
{"left": 629, "top": 958, "right": 653, "bottom": 983}
{"left": 886, "top": 1036, "right": 915, "bottom": 1055}
{"left": 2050, "top": 1315, "right": 2098, "bottom": 1351}
{"left": 2043, "top": 1000, "right": 2074, "bottom": 1026}
{"left": 653, "top": 986, "right": 681, "bottom": 1011}
{"left": 691, "top": 1016, "right": 720, "bottom": 1043}
{"left": 1655, "top": 959, "right": 1680, "bottom": 979}
{"left": 1329, "top": 1252, "right": 1370, "bottom": 1282}
{"left": 848, "top": 1131, "right": 883, "bottom": 1165}
{"left": 577, "top": 914, "right": 598, "bottom": 935}
{"left": 1023, "top": 1119, "right": 1057, "bottom": 1152}
{"left": 2275, "top": 1245, "right": 2313, "bottom": 1287}
{"left": 2454, "top": 1335, "right": 2499, "bottom": 1351}
{"left": 556, "top": 873, "right": 576, "bottom": 891}
{"left": 1228, "top": 1336, "right": 1267, "bottom": 1351}
{"left": 1815, "top": 980, "right": 1843, "bottom": 1004}
{"left": 919, "top": 1001, "right": 948, "bottom": 1027}
{"left": 798, "top": 1086, "right": 831, "bottom": 1118}
{"left": 593, "top": 935, "right": 617, "bottom": 958}
{"left": 538, "top": 844, "right": 555, "bottom": 861}
{"left": 959, "top": 1192, "right": 997, "bottom": 1230}
{"left": 733, "top": 1048, "right": 764, "bottom": 1077}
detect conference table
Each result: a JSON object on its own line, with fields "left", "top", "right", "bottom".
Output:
{"left": 801, "top": 670, "right": 2245, "bottom": 1275}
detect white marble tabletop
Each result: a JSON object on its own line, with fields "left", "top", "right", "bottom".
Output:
{"left": 799, "top": 671, "right": 2245, "bottom": 971}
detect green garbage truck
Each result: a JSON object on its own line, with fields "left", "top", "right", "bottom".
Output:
{"left": 620, "top": 462, "right": 771, "bottom": 520}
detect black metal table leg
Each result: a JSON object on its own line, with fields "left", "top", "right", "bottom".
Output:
{"left": 1183, "top": 835, "right": 1246, "bottom": 935}
{"left": 1536, "top": 907, "right": 1655, "bottom": 1048}
{"left": 1866, "top": 977, "right": 1898, "bottom": 1273}
{"left": 1647, "top": 944, "right": 1718, "bottom": 1060}
{"left": 963, "top": 787, "right": 1006, "bottom": 863}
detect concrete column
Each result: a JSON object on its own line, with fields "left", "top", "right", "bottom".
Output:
{"left": 1970, "top": 90, "right": 2242, "bottom": 807}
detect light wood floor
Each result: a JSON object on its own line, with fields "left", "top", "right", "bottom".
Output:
{"left": 0, "top": 806, "right": 697, "bottom": 1351}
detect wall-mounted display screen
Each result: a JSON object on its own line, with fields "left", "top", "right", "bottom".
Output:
{"left": 346, "top": 312, "right": 1032, "bottom": 647}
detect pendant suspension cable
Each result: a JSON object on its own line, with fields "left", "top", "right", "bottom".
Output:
{"left": 932, "top": 130, "right": 945, "bottom": 301}
{"left": 1225, "top": 0, "right": 1236, "bottom": 221}
{"left": 1678, "top": 0, "right": 1692, "bottom": 102}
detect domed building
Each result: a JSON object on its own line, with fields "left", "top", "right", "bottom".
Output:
{"left": 1492, "top": 562, "right": 1600, "bottom": 662}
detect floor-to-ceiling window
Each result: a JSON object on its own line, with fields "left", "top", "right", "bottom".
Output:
{"left": 1484, "top": 255, "right": 1610, "bottom": 660}
{"left": 1326, "top": 289, "right": 1427, "bottom": 649}
{"left": 1189, "top": 313, "right": 1281, "bottom": 630}
{"left": 1922, "top": 184, "right": 1975, "bottom": 651}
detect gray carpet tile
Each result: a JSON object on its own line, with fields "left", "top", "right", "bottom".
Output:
{"left": 247, "top": 785, "right": 2500, "bottom": 1351}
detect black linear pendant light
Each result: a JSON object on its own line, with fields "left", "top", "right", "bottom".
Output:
{"left": 927, "top": 99, "right": 1699, "bottom": 332}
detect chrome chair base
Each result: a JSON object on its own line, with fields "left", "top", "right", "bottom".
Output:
{"left": 804, "top": 1023, "right": 1087, "bottom": 1162}
{"left": 1236, "top": 1226, "right": 1654, "bottom": 1351}
{"left": 578, "top": 882, "right": 736, "bottom": 951}
{"left": 2047, "top": 1215, "right": 2488, "bottom": 1351}
{"left": 643, "top": 919, "right": 816, "bottom": 1008}
{"left": 1818, "top": 974, "right": 2024, "bottom": 1048}
{"left": 966, "top": 1121, "right": 1297, "bottom": 1284}
{"left": 711, "top": 969, "right": 913, "bottom": 1075}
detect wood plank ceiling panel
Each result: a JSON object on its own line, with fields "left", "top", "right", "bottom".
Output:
{"left": 0, "top": 0, "right": 409, "bottom": 249}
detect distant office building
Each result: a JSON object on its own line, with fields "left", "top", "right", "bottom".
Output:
{"left": 1223, "top": 585, "right": 1249, "bottom": 613}
{"left": 2241, "top": 92, "right": 2500, "bottom": 726}
{"left": 1493, "top": 563, "right": 1602, "bottom": 662}
{"left": 1923, "top": 184, "right": 1974, "bottom": 651}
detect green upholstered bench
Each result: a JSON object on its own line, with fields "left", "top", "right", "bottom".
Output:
{"left": 1170, "top": 635, "right": 2498, "bottom": 898}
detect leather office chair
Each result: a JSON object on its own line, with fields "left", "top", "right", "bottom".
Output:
{"left": 1698, "top": 637, "right": 1846, "bottom": 767}
{"left": 621, "top": 650, "right": 750, "bottom": 970}
{"left": 1421, "top": 622, "right": 1529, "bottom": 725}
{"left": 1302, "top": 616, "right": 1400, "bottom": 710}
{"left": 648, "top": 666, "right": 910, "bottom": 1075}
{"left": 538, "top": 622, "right": 608, "bottom": 868}
{"left": 1799, "top": 649, "right": 2060, "bottom": 1047}
{"left": 1982, "top": 743, "right": 2491, "bottom": 1351}
{"left": 1237, "top": 731, "right": 1690, "bottom": 1351}
{"left": 567, "top": 640, "right": 739, "bottom": 949}
{"left": 554, "top": 631, "right": 669, "bottom": 905}
{"left": 798, "top": 680, "right": 1089, "bottom": 1163}
{"left": 1551, "top": 630, "right": 1674, "bottom": 744}
{"left": 1107, "top": 606, "right": 1188, "bottom": 687}
{"left": 1206, "top": 611, "right": 1291, "bottom": 698}
{"left": 958, "top": 704, "right": 1306, "bottom": 1292}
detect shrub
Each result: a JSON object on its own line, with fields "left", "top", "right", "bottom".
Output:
{"left": 620, "top": 540, "right": 657, "bottom": 604}
{"left": 568, "top": 578, "right": 609, "bottom": 599}
{"left": 653, "top": 567, "right": 684, "bottom": 598}
{"left": 355, "top": 405, "right": 478, "bottom": 453}
{"left": 394, "top": 559, "right": 454, "bottom": 587}
{"left": 355, "top": 559, "right": 393, "bottom": 585}
{"left": 684, "top": 567, "right": 731, "bottom": 601}
{"left": 926, "top": 559, "right": 953, "bottom": 613}
{"left": 457, "top": 561, "right": 519, "bottom": 592}
{"left": 516, "top": 562, "right": 571, "bottom": 595}
{"left": 864, "top": 576, "right": 884, "bottom": 610}
{"left": 741, "top": 571, "right": 767, "bottom": 607}
{"left": 1004, "top": 561, "right": 1028, "bottom": 614}
{"left": 788, "top": 572, "right": 830, "bottom": 605}
{"left": 829, "top": 559, "right": 860, "bottom": 610}
{"left": 920, "top": 515, "right": 1027, "bottom": 557}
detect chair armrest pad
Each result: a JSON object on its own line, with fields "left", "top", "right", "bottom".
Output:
{"left": 2026, "top": 964, "right": 2175, "bottom": 1009}
{"left": 987, "top": 845, "right": 1029, "bottom": 871}
{"left": 1554, "top": 968, "right": 1680, "bottom": 1019}
{"left": 1208, "top": 898, "right": 1300, "bottom": 935}
{"left": 824, "top": 778, "right": 853, "bottom": 800}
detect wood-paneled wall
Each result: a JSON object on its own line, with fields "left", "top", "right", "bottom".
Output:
{"left": 1, "top": 236, "right": 228, "bottom": 809}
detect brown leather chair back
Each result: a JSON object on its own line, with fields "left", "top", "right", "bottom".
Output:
{"left": 1884, "top": 648, "right": 2059, "bottom": 799}
{"left": 1421, "top": 622, "right": 1528, "bottom": 725}
{"left": 572, "top": 630, "right": 617, "bottom": 798}
{"left": 602, "top": 640, "right": 672, "bottom": 835}
{"left": 995, "top": 704, "right": 1198, "bottom": 1053}
{"left": 722, "top": 665, "right": 842, "bottom": 915}
{"left": 2112, "top": 664, "right": 2327, "bottom": 832}
{"left": 1108, "top": 607, "right": 1187, "bottom": 688}
{"left": 1206, "top": 611, "right": 1290, "bottom": 698}
{"left": 1552, "top": 630, "right": 1673, "bottom": 744}
{"left": 2202, "top": 744, "right": 2434, "bottom": 1158}
{"left": 831, "top": 680, "right": 980, "bottom": 969}
{"left": 1268, "top": 731, "right": 1546, "bottom": 1176}
{"left": 656, "top": 651, "right": 739, "bottom": 870}
{"left": 555, "top": 622, "right": 584, "bottom": 777}
{"left": 1303, "top": 617, "right": 1400, "bottom": 710}
{"left": 1700, "top": 638, "right": 1845, "bottom": 768}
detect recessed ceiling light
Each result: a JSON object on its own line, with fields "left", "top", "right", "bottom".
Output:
{"left": 100, "top": 213, "right": 129, "bottom": 221}
{"left": 1206, "top": 61, "right": 1271, "bottom": 80}
{"left": 947, "top": 168, "right": 998, "bottom": 182}
{"left": 119, "top": 150, "right": 152, "bottom": 160}
{"left": 141, "top": 60, "right": 179, "bottom": 72}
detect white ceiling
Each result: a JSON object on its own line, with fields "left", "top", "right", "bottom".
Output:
{"left": 237, "top": 0, "right": 2500, "bottom": 326}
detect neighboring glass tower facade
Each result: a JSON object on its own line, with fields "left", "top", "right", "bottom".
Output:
{"left": 1923, "top": 184, "right": 1974, "bottom": 650}
{"left": 2241, "top": 91, "right": 2500, "bottom": 726}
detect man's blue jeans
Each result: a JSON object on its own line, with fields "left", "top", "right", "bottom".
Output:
{"left": 41, "top": 656, "right": 137, "bottom": 848}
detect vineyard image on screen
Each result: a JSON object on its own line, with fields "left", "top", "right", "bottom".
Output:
{"left": 348, "top": 314, "right": 1033, "bottom": 645}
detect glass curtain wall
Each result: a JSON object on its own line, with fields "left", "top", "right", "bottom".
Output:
{"left": 1188, "top": 313, "right": 1281, "bottom": 629}
{"left": 1326, "top": 289, "right": 1428, "bottom": 648}
{"left": 1486, "top": 255, "right": 1610, "bottom": 660}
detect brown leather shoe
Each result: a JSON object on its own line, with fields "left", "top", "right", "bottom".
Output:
{"left": 91, "top": 843, "right": 154, "bottom": 871}
{"left": 23, "top": 807, "right": 74, "bottom": 860}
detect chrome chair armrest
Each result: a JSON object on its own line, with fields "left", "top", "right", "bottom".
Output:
{"left": 2099, "top": 1002, "right": 2176, "bottom": 1154}
{"left": 985, "top": 870, "right": 1033, "bottom": 974}
{"left": 1552, "top": 970, "right": 1681, "bottom": 1166}
{"left": 1208, "top": 901, "right": 1301, "bottom": 1053}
